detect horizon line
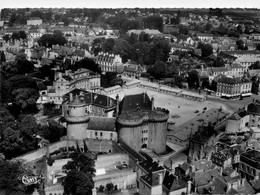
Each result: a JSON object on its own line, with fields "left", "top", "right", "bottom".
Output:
{"left": 2, "top": 7, "right": 259, "bottom": 9}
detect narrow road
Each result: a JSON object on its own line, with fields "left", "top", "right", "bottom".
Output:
{"left": 207, "top": 94, "right": 260, "bottom": 113}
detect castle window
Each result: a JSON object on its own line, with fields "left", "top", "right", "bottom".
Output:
{"left": 100, "top": 132, "right": 103, "bottom": 136}
{"left": 95, "top": 132, "right": 97, "bottom": 136}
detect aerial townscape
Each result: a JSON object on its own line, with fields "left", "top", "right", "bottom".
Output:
{"left": 2, "top": 1, "right": 260, "bottom": 195}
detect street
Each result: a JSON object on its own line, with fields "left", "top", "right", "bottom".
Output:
{"left": 207, "top": 94, "right": 260, "bottom": 113}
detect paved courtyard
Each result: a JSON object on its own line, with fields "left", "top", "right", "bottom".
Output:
{"left": 108, "top": 87, "right": 230, "bottom": 126}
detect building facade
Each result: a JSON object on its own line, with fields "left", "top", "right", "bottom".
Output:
{"left": 117, "top": 93, "right": 169, "bottom": 154}
{"left": 239, "top": 150, "right": 260, "bottom": 181}
{"left": 95, "top": 52, "right": 123, "bottom": 73}
{"left": 216, "top": 76, "right": 252, "bottom": 98}
{"left": 27, "top": 18, "right": 43, "bottom": 26}
{"left": 37, "top": 68, "right": 101, "bottom": 108}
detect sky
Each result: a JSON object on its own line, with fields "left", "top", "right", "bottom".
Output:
{"left": 2, "top": 0, "right": 260, "bottom": 9}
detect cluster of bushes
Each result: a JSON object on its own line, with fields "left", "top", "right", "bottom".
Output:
{"left": 98, "top": 183, "right": 118, "bottom": 193}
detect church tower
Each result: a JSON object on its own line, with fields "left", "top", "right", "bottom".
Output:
{"left": 65, "top": 95, "right": 89, "bottom": 139}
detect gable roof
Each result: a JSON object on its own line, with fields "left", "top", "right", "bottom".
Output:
{"left": 140, "top": 172, "right": 163, "bottom": 187}
{"left": 217, "top": 76, "right": 242, "bottom": 85}
{"left": 138, "top": 160, "right": 164, "bottom": 174}
{"left": 247, "top": 100, "right": 260, "bottom": 115}
{"left": 119, "top": 93, "right": 151, "bottom": 114}
{"left": 191, "top": 159, "right": 214, "bottom": 172}
{"left": 163, "top": 171, "right": 187, "bottom": 192}
{"left": 37, "top": 82, "right": 47, "bottom": 91}
{"left": 191, "top": 126, "right": 217, "bottom": 145}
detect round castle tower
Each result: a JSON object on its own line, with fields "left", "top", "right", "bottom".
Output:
{"left": 65, "top": 95, "right": 89, "bottom": 139}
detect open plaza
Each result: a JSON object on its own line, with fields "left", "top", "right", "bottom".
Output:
{"left": 108, "top": 86, "right": 230, "bottom": 126}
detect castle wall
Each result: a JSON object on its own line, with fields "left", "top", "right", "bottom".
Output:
{"left": 119, "top": 126, "right": 142, "bottom": 153}
{"left": 118, "top": 120, "right": 167, "bottom": 154}
{"left": 67, "top": 123, "right": 88, "bottom": 140}
{"left": 86, "top": 130, "right": 117, "bottom": 142}
{"left": 69, "top": 106, "right": 85, "bottom": 117}
{"left": 148, "top": 121, "right": 167, "bottom": 154}
{"left": 17, "top": 140, "right": 117, "bottom": 163}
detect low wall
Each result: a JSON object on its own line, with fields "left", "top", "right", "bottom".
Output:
{"left": 17, "top": 139, "right": 118, "bottom": 163}
{"left": 95, "top": 153, "right": 129, "bottom": 170}
{"left": 94, "top": 169, "right": 136, "bottom": 190}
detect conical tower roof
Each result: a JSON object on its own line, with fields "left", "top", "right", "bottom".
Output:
{"left": 69, "top": 95, "right": 85, "bottom": 107}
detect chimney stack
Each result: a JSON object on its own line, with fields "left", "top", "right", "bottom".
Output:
{"left": 190, "top": 165, "right": 196, "bottom": 173}
{"left": 92, "top": 188, "right": 97, "bottom": 195}
{"left": 115, "top": 94, "right": 120, "bottom": 117}
{"left": 242, "top": 178, "right": 246, "bottom": 186}
{"left": 220, "top": 167, "right": 223, "bottom": 176}
{"left": 151, "top": 97, "right": 154, "bottom": 111}
{"left": 158, "top": 172, "right": 163, "bottom": 185}
{"left": 187, "top": 180, "right": 192, "bottom": 195}
{"left": 69, "top": 93, "right": 73, "bottom": 102}
{"left": 227, "top": 183, "right": 232, "bottom": 192}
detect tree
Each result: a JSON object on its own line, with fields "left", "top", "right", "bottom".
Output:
{"left": 0, "top": 109, "right": 42, "bottom": 159}
{"left": 204, "top": 22, "right": 213, "bottom": 32}
{"left": 16, "top": 58, "right": 35, "bottom": 75}
{"left": 6, "top": 75, "right": 39, "bottom": 114}
{"left": 197, "top": 42, "right": 213, "bottom": 58}
{"left": 187, "top": 69, "right": 199, "bottom": 89}
{"left": 0, "top": 127, "right": 22, "bottom": 159}
{"left": 113, "top": 38, "right": 131, "bottom": 63}
{"left": 147, "top": 61, "right": 167, "bottom": 79}
{"left": 11, "top": 32, "right": 20, "bottom": 40}
{"left": 43, "top": 102, "right": 61, "bottom": 117}
{"left": 41, "top": 119, "right": 66, "bottom": 143}
{"left": 214, "top": 57, "right": 225, "bottom": 67}
{"left": 3, "top": 34, "right": 10, "bottom": 42}
{"left": 144, "top": 16, "right": 163, "bottom": 31}
{"left": 127, "top": 33, "right": 138, "bottom": 45}
{"left": 101, "top": 72, "right": 117, "bottom": 88}
{"left": 102, "top": 38, "right": 115, "bottom": 53}
{"left": 0, "top": 160, "right": 35, "bottom": 195}
{"left": 0, "top": 51, "right": 6, "bottom": 63}
{"left": 53, "top": 30, "right": 67, "bottom": 46}
{"left": 38, "top": 30, "right": 67, "bottom": 47}
{"left": 251, "top": 76, "right": 259, "bottom": 94}
{"left": 256, "top": 44, "right": 260, "bottom": 51}
{"left": 149, "top": 37, "right": 171, "bottom": 64}
{"left": 179, "top": 25, "right": 189, "bottom": 35}
{"left": 139, "top": 32, "right": 151, "bottom": 43}
{"left": 17, "top": 115, "right": 41, "bottom": 154}
{"left": 106, "top": 183, "right": 114, "bottom": 192}
{"left": 62, "top": 153, "right": 96, "bottom": 195}
{"left": 18, "top": 31, "right": 27, "bottom": 40}
{"left": 132, "top": 41, "right": 151, "bottom": 65}
{"left": 70, "top": 58, "right": 101, "bottom": 74}
{"left": 62, "top": 17, "right": 69, "bottom": 26}
{"left": 11, "top": 88, "right": 39, "bottom": 113}
{"left": 249, "top": 61, "right": 260, "bottom": 70}
{"left": 99, "top": 185, "right": 105, "bottom": 192}
{"left": 236, "top": 39, "right": 248, "bottom": 50}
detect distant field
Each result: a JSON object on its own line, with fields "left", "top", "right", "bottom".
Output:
{"left": 108, "top": 87, "right": 227, "bottom": 126}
